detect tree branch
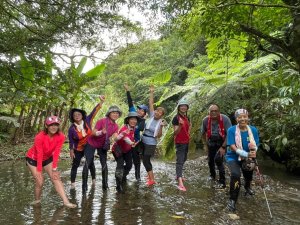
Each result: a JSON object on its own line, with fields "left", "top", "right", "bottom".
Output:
{"left": 239, "top": 23, "right": 290, "bottom": 53}
{"left": 217, "top": 0, "right": 300, "bottom": 10}
{"left": 258, "top": 43, "right": 298, "bottom": 71}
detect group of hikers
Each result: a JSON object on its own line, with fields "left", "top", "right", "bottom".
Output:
{"left": 25, "top": 84, "right": 259, "bottom": 213}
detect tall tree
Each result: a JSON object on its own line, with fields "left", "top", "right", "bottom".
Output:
{"left": 0, "top": 0, "right": 140, "bottom": 57}
{"left": 159, "top": 0, "right": 300, "bottom": 71}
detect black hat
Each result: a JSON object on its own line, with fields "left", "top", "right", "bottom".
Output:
{"left": 69, "top": 108, "right": 87, "bottom": 123}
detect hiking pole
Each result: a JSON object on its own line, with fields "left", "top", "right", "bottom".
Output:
{"left": 255, "top": 160, "right": 273, "bottom": 219}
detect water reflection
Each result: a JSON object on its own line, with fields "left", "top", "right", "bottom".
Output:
{"left": 0, "top": 158, "right": 299, "bottom": 225}
{"left": 98, "top": 191, "right": 109, "bottom": 225}
{"left": 110, "top": 183, "right": 157, "bottom": 225}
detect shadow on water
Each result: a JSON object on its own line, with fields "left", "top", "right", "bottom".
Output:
{"left": 0, "top": 155, "right": 299, "bottom": 225}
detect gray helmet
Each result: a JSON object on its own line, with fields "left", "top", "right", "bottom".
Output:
{"left": 177, "top": 98, "right": 189, "bottom": 109}
{"left": 124, "top": 111, "right": 140, "bottom": 124}
{"left": 242, "top": 158, "right": 256, "bottom": 171}
{"left": 105, "top": 105, "right": 122, "bottom": 117}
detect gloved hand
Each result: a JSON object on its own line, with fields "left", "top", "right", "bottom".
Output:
{"left": 236, "top": 149, "right": 249, "bottom": 158}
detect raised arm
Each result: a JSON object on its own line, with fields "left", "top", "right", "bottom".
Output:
{"left": 124, "top": 83, "right": 135, "bottom": 111}
{"left": 149, "top": 85, "right": 154, "bottom": 113}
{"left": 86, "top": 95, "right": 105, "bottom": 125}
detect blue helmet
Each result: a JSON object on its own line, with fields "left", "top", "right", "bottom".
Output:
{"left": 137, "top": 104, "right": 149, "bottom": 114}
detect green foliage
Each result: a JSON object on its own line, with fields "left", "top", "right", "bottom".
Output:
{"left": 85, "top": 64, "right": 106, "bottom": 79}
{"left": 167, "top": 0, "right": 300, "bottom": 70}
{"left": 145, "top": 70, "right": 172, "bottom": 85}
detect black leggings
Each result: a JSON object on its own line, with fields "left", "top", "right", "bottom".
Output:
{"left": 143, "top": 155, "right": 152, "bottom": 172}
{"left": 142, "top": 144, "right": 156, "bottom": 172}
{"left": 132, "top": 142, "right": 142, "bottom": 168}
{"left": 71, "top": 149, "right": 95, "bottom": 183}
{"left": 115, "top": 151, "right": 133, "bottom": 178}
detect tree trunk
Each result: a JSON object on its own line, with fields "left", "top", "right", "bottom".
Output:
{"left": 25, "top": 104, "right": 36, "bottom": 135}
{"left": 61, "top": 109, "right": 69, "bottom": 134}
{"left": 11, "top": 105, "right": 26, "bottom": 144}
{"left": 289, "top": 5, "right": 300, "bottom": 71}
{"left": 58, "top": 102, "right": 66, "bottom": 119}
{"left": 37, "top": 110, "right": 46, "bottom": 133}
{"left": 46, "top": 105, "right": 52, "bottom": 117}
{"left": 31, "top": 109, "right": 41, "bottom": 134}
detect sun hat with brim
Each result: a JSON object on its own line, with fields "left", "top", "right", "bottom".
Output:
{"left": 69, "top": 108, "right": 87, "bottom": 123}
{"left": 124, "top": 111, "right": 141, "bottom": 124}
{"left": 45, "top": 116, "right": 61, "bottom": 126}
{"left": 105, "top": 105, "right": 122, "bottom": 117}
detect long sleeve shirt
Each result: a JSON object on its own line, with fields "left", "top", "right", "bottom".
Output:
{"left": 112, "top": 125, "right": 135, "bottom": 153}
{"left": 26, "top": 131, "right": 65, "bottom": 172}
{"left": 126, "top": 91, "right": 146, "bottom": 142}
{"left": 68, "top": 103, "right": 102, "bottom": 151}
{"left": 87, "top": 117, "right": 119, "bottom": 149}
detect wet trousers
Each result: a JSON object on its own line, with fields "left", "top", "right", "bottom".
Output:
{"left": 175, "top": 143, "right": 189, "bottom": 178}
{"left": 71, "top": 148, "right": 95, "bottom": 183}
{"left": 208, "top": 144, "right": 225, "bottom": 184}
{"left": 227, "top": 160, "right": 254, "bottom": 202}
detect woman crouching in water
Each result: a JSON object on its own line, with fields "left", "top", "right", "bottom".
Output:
{"left": 26, "top": 116, "right": 76, "bottom": 208}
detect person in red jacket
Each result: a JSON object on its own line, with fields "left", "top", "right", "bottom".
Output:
{"left": 111, "top": 112, "right": 140, "bottom": 193}
{"left": 26, "top": 116, "right": 76, "bottom": 208}
{"left": 172, "top": 98, "right": 191, "bottom": 192}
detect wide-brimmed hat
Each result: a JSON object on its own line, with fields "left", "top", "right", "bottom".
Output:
{"left": 105, "top": 105, "right": 122, "bottom": 117}
{"left": 124, "top": 111, "right": 141, "bottom": 124}
{"left": 45, "top": 116, "right": 61, "bottom": 126}
{"left": 69, "top": 108, "right": 87, "bottom": 123}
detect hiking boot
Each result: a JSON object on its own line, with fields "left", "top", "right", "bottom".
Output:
{"left": 122, "top": 175, "right": 127, "bottom": 183}
{"left": 116, "top": 177, "right": 124, "bottom": 193}
{"left": 215, "top": 182, "right": 226, "bottom": 189}
{"left": 102, "top": 168, "right": 109, "bottom": 191}
{"left": 208, "top": 175, "right": 216, "bottom": 181}
{"left": 244, "top": 187, "right": 255, "bottom": 196}
{"left": 227, "top": 199, "right": 236, "bottom": 212}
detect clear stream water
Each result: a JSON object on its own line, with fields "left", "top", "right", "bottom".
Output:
{"left": 0, "top": 153, "right": 299, "bottom": 225}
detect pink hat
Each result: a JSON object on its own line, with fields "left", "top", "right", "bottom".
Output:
{"left": 235, "top": 109, "right": 248, "bottom": 118}
{"left": 45, "top": 116, "right": 61, "bottom": 126}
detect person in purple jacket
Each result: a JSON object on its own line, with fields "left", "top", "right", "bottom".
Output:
{"left": 68, "top": 96, "right": 105, "bottom": 189}
{"left": 82, "top": 105, "right": 122, "bottom": 193}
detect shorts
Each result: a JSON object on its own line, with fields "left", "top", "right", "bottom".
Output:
{"left": 142, "top": 144, "right": 156, "bottom": 156}
{"left": 26, "top": 156, "right": 53, "bottom": 167}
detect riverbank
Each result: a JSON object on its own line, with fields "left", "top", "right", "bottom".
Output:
{"left": 0, "top": 140, "right": 71, "bottom": 162}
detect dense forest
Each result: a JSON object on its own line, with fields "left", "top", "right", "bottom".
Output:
{"left": 1, "top": 0, "right": 300, "bottom": 174}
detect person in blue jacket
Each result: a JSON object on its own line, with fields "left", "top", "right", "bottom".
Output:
{"left": 124, "top": 84, "right": 148, "bottom": 181}
{"left": 226, "top": 108, "right": 259, "bottom": 212}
